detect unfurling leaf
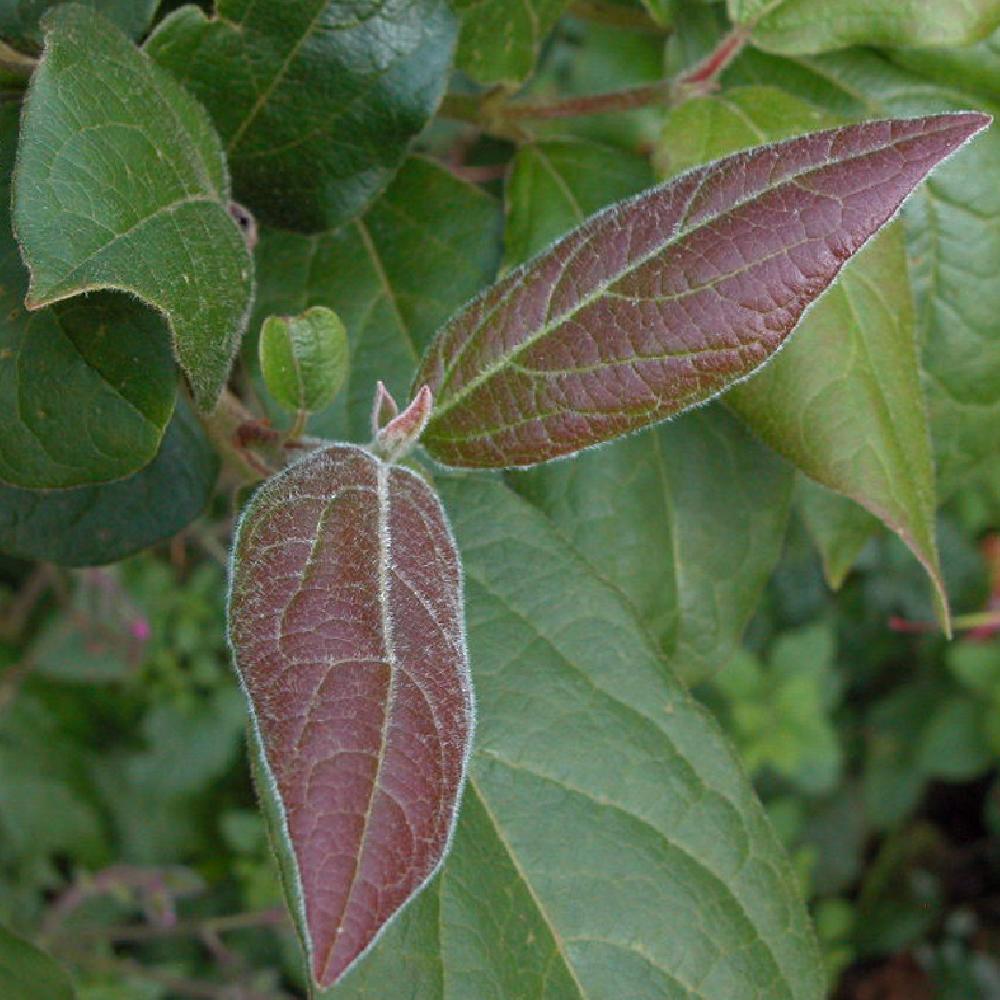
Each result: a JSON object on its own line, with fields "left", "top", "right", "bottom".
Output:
{"left": 259, "top": 307, "right": 349, "bottom": 415}
{"left": 415, "top": 113, "right": 990, "bottom": 469}
{"left": 228, "top": 445, "right": 472, "bottom": 989}
{"left": 12, "top": 4, "right": 253, "bottom": 411}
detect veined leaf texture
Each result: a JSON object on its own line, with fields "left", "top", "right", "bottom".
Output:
{"left": 416, "top": 113, "right": 990, "bottom": 468}
{"left": 228, "top": 445, "right": 472, "bottom": 988}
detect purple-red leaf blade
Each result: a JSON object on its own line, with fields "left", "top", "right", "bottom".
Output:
{"left": 228, "top": 445, "right": 472, "bottom": 988}
{"left": 416, "top": 112, "right": 990, "bottom": 468}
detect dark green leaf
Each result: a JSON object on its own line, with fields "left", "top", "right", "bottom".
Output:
{"left": 0, "top": 101, "right": 175, "bottom": 489}
{"left": 454, "top": 0, "right": 569, "bottom": 85}
{"left": 0, "top": 0, "right": 160, "bottom": 48}
{"left": 320, "top": 475, "right": 825, "bottom": 998}
{"left": 731, "top": 0, "right": 1000, "bottom": 53}
{"left": 0, "top": 923, "right": 75, "bottom": 1000}
{"left": 147, "top": 0, "right": 457, "bottom": 232}
{"left": 657, "top": 87, "right": 948, "bottom": 628}
{"left": 0, "top": 399, "right": 218, "bottom": 565}
{"left": 252, "top": 157, "right": 502, "bottom": 441}
{"left": 13, "top": 4, "right": 253, "bottom": 411}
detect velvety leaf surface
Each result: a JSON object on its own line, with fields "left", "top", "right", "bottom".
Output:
{"left": 731, "top": 0, "right": 1000, "bottom": 53}
{"left": 252, "top": 158, "right": 502, "bottom": 442}
{"left": 657, "top": 87, "right": 948, "bottom": 625}
{"left": 0, "top": 101, "right": 175, "bottom": 489}
{"left": 417, "top": 111, "right": 988, "bottom": 469}
{"left": 502, "top": 136, "right": 792, "bottom": 684}
{"left": 0, "top": 923, "right": 75, "bottom": 1000}
{"left": 453, "top": 0, "right": 569, "bottom": 85}
{"left": 0, "top": 0, "right": 160, "bottom": 48}
{"left": 321, "top": 475, "right": 824, "bottom": 999}
{"left": 13, "top": 4, "right": 253, "bottom": 411}
{"left": 796, "top": 477, "right": 879, "bottom": 590}
{"left": 728, "top": 49, "right": 1000, "bottom": 494}
{"left": 259, "top": 306, "right": 349, "bottom": 415}
{"left": 0, "top": 399, "right": 218, "bottom": 565}
{"left": 147, "top": 0, "right": 457, "bottom": 232}
{"left": 228, "top": 445, "right": 473, "bottom": 988}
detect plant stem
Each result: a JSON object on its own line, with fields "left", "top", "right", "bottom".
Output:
{"left": 75, "top": 906, "right": 289, "bottom": 944}
{"left": 439, "top": 24, "right": 750, "bottom": 133}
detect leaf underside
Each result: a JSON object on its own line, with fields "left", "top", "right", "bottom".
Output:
{"left": 228, "top": 445, "right": 473, "bottom": 988}
{"left": 415, "top": 113, "right": 990, "bottom": 470}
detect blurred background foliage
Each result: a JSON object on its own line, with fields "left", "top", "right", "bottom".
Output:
{"left": 1, "top": 1, "right": 999, "bottom": 997}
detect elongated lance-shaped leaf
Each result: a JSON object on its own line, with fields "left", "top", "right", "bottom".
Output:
{"left": 228, "top": 445, "right": 473, "bottom": 989}
{"left": 415, "top": 113, "right": 990, "bottom": 469}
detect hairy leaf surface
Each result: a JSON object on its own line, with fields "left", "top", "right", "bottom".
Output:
{"left": 252, "top": 158, "right": 502, "bottom": 442}
{"left": 502, "top": 138, "right": 792, "bottom": 683}
{"left": 147, "top": 0, "right": 457, "bottom": 232}
{"left": 0, "top": 923, "right": 75, "bottom": 1000}
{"left": 229, "top": 445, "right": 473, "bottom": 988}
{"left": 0, "top": 0, "right": 160, "bottom": 48}
{"left": 731, "top": 0, "right": 1000, "bottom": 53}
{"left": 0, "top": 101, "right": 175, "bottom": 489}
{"left": 0, "top": 400, "right": 218, "bottom": 566}
{"left": 13, "top": 4, "right": 253, "bottom": 411}
{"left": 319, "top": 475, "right": 824, "bottom": 999}
{"left": 728, "top": 49, "right": 1000, "bottom": 494}
{"left": 417, "top": 112, "right": 988, "bottom": 469}
{"left": 658, "top": 87, "right": 948, "bottom": 626}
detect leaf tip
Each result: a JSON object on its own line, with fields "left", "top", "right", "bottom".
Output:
{"left": 374, "top": 384, "right": 433, "bottom": 462}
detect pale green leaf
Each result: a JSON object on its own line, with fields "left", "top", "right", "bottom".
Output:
{"left": 251, "top": 157, "right": 502, "bottom": 441}
{"left": 147, "top": 0, "right": 457, "bottom": 231}
{"left": 0, "top": 101, "right": 175, "bottom": 489}
{"left": 657, "top": 87, "right": 948, "bottom": 629}
{"left": 258, "top": 306, "right": 348, "bottom": 415}
{"left": 796, "top": 478, "right": 879, "bottom": 590}
{"left": 313, "top": 475, "right": 825, "bottom": 999}
{"left": 727, "top": 50, "right": 1000, "bottom": 495}
{"left": 13, "top": 4, "right": 253, "bottom": 411}
{"left": 731, "top": 0, "right": 1000, "bottom": 53}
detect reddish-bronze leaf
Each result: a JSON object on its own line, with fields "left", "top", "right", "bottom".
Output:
{"left": 228, "top": 445, "right": 472, "bottom": 988}
{"left": 416, "top": 113, "right": 990, "bottom": 468}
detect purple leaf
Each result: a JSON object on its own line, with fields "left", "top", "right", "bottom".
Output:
{"left": 415, "top": 113, "right": 990, "bottom": 468}
{"left": 228, "top": 445, "right": 472, "bottom": 988}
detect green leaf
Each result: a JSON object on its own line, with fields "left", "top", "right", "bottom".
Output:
{"left": 259, "top": 307, "right": 348, "bottom": 415}
{"left": 0, "top": 399, "right": 218, "bottom": 566}
{"left": 502, "top": 136, "right": 790, "bottom": 683}
{"left": 503, "top": 139, "right": 655, "bottom": 268}
{"left": 0, "top": 0, "right": 160, "bottom": 48}
{"left": 147, "top": 0, "right": 457, "bottom": 232}
{"left": 318, "top": 475, "right": 825, "bottom": 998}
{"left": 252, "top": 157, "right": 502, "bottom": 442}
{"left": 796, "top": 478, "right": 879, "bottom": 590}
{"left": 0, "top": 923, "right": 75, "bottom": 1000}
{"left": 731, "top": 0, "right": 1000, "bottom": 53}
{"left": 454, "top": 0, "right": 569, "bottom": 85}
{"left": 889, "top": 28, "right": 1000, "bottom": 103}
{"left": 728, "top": 50, "right": 1000, "bottom": 495}
{"left": 0, "top": 101, "right": 175, "bottom": 489}
{"left": 513, "top": 407, "right": 793, "bottom": 685}
{"left": 657, "top": 87, "right": 948, "bottom": 630}
{"left": 13, "top": 4, "right": 253, "bottom": 411}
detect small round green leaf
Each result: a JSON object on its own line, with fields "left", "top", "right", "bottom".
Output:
{"left": 258, "top": 307, "right": 349, "bottom": 415}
